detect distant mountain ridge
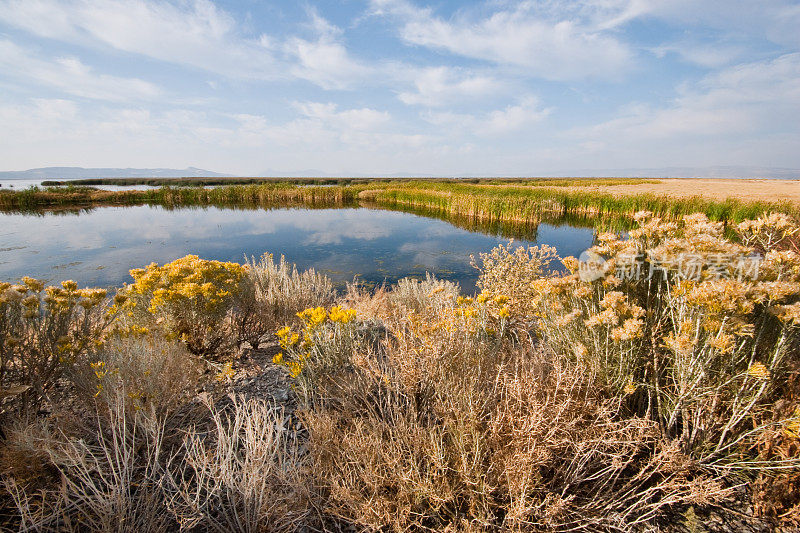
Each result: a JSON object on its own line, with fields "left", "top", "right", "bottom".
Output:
{"left": 0, "top": 167, "right": 232, "bottom": 180}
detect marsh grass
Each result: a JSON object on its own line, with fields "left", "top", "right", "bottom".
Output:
{"left": 361, "top": 181, "right": 795, "bottom": 224}
{"left": 40, "top": 177, "right": 372, "bottom": 187}
{"left": 38, "top": 177, "right": 657, "bottom": 187}
{"left": 0, "top": 184, "right": 360, "bottom": 211}
{"left": 2, "top": 180, "right": 795, "bottom": 227}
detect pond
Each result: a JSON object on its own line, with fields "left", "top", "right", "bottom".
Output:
{"left": 0, "top": 205, "right": 596, "bottom": 293}
{"left": 0, "top": 179, "right": 161, "bottom": 191}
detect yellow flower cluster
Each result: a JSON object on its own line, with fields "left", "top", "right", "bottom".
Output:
{"left": 276, "top": 326, "right": 301, "bottom": 347}
{"left": 2, "top": 277, "right": 106, "bottom": 319}
{"left": 328, "top": 305, "right": 357, "bottom": 324}
{"left": 584, "top": 291, "right": 645, "bottom": 343}
{"left": 91, "top": 360, "right": 108, "bottom": 379}
{"left": 1, "top": 276, "right": 110, "bottom": 377}
{"left": 457, "top": 293, "right": 512, "bottom": 322}
{"left": 90, "top": 360, "right": 118, "bottom": 397}
{"left": 473, "top": 213, "right": 800, "bottom": 407}
{"left": 273, "top": 306, "right": 359, "bottom": 378}
{"left": 623, "top": 376, "right": 637, "bottom": 395}
{"left": 296, "top": 305, "right": 357, "bottom": 329}
{"left": 297, "top": 306, "right": 328, "bottom": 329}
{"left": 404, "top": 292, "right": 512, "bottom": 351}
{"left": 475, "top": 243, "right": 558, "bottom": 317}
{"left": 285, "top": 361, "right": 303, "bottom": 378}
{"left": 111, "top": 324, "right": 150, "bottom": 338}
{"left": 738, "top": 213, "right": 799, "bottom": 252}
{"left": 127, "top": 255, "right": 247, "bottom": 315}
{"left": 113, "top": 255, "right": 248, "bottom": 354}
{"left": 662, "top": 320, "right": 696, "bottom": 357}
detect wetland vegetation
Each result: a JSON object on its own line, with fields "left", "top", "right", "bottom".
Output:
{"left": 1, "top": 209, "right": 799, "bottom": 531}
{"left": 3, "top": 178, "right": 796, "bottom": 223}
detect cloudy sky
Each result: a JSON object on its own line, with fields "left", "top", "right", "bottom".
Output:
{"left": 1, "top": 0, "right": 799, "bottom": 175}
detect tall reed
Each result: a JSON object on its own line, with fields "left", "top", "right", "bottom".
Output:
{"left": 3, "top": 181, "right": 795, "bottom": 226}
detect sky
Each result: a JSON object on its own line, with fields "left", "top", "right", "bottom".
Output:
{"left": 0, "top": 0, "right": 799, "bottom": 176}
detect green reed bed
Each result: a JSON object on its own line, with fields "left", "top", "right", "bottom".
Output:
{"left": 475, "top": 177, "right": 663, "bottom": 187}
{"left": 156, "top": 183, "right": 360, "bottom": 206}
{"left": 1, "top": 180, "right": 795, "bottom": 223}
{"left": 361, "top": 181, "right": 796, "bottom": 223}
{"left": 0, "top": 184, "right": 361, "bottom": 211}
{"left": 39, "top": 176, "right": 660, "bottom": 188}
{"left": 40, "top": 177, "right": 386, "bottom": 187}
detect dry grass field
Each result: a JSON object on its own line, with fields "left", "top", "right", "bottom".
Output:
{"left": 563, "top": 178, "right": 800, "bottom": 205}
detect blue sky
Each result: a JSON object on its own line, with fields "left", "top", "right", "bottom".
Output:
{"left": 0, "top": 0, "right": 799, "bottom": 175}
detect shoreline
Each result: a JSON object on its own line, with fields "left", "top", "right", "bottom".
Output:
{"left": 2, "top": 179, "right": 797, "bottom": 223}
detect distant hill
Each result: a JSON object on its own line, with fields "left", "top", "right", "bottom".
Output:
{"left": 2, "top": 165, "right": 797, "bottom": 181}
{"left": 0, "top": 167, "right": 232, "bottom": 180}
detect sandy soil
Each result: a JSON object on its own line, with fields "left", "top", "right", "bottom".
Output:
{"left": 565, "top": 178, "right": 800, "bottom": 205}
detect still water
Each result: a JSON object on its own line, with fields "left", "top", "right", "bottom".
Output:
{"left": 0, "top": 206, "right": 595, "bottom": 292}
{"left": 0, "top": 179, "right": 161, "bottom": 191}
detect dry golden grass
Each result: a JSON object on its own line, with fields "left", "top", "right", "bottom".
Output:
{"left": 560, "top": 178, "right": 800, "bottom": 206}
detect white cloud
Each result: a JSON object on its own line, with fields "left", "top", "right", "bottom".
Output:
{"left": 0, "top": 97, "right": 435, "bottom": 173}
{"left": 259, "top": 102, "right": 431, "bottom": 153}
{"left": 0, "top": 0, "right": 278, "bottom": 79}
{"left": 282, "top": 7, "right": 372, "bottom": 89}
{"left": 370, "top": 0, "right": 634, "bottom": 81}
{"left": 397, "top": 67, "right": 503, "bottom": 106}
{"left": 425, "top": 96, "right": 549, "bottom": 136}
{"left": 0, "top": 39, "right": 161, "bottom": 102}
{"left": 0, "top": 0, "right": 381, "bottom": 91}
{"left": 635, "top": 0, "right": 800, "bottom": 49}
{"left": 651, "top": 41, "right": 744, "bottom": 68}
{"left": 292, "top": 101, "right": 390, "bottom": 130}
{"left": 1, "top": 0, "right": 799, "bottom": 175}
{"left": 285, "top": 38, "right": 370, "bottom": 90}
{"left": 567, "top": 53, "right": 800, "bottom": 165}
{"left": 0, "top": 98, "right": 79, "bottom": 144}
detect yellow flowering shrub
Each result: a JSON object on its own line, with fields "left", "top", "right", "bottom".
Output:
{"left": 478, "top": 212, "right": 800, "bottom": 462}
{"left": 73, "top": 332, "right": 202, "bottom": 422}
{"left": 473, "top": 242, "right": 558, "bottom": 317}
{"left": 273, "top": 306, "right": 360, "bottom": 393}
{"left": 115, "top": 255, "right": 248, "bottom": 356}
{"left": 388, "top": 273, "right": 460, "bottom": 314}
{"left": 233, "top": 253, "right": 335, "bottom": 347}
{"left": 0, "top": 278, "right": 111, "bottom": 412}
{"left": 300, "top": 262, "right": 675, "bottom": 531}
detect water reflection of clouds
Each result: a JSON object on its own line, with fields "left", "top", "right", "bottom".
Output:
{"left": 289, "top": 210, "right": 394, "bottom": 245}
{"left": 2, "top": 206, "right": 595, "bottom": 291}
{"left": 398, "top": 239, "right": 465, "bottom": 271}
